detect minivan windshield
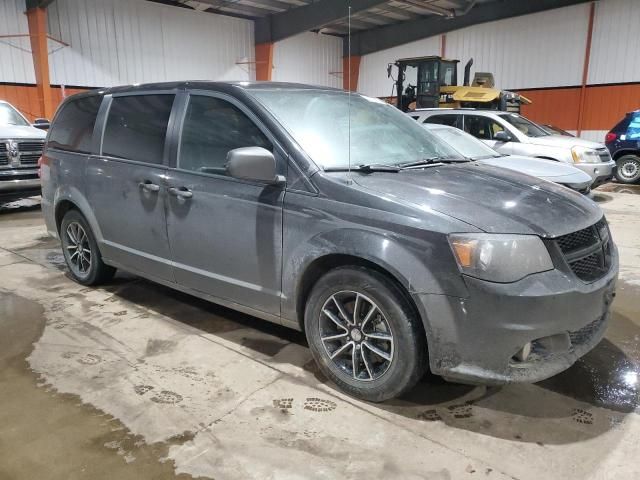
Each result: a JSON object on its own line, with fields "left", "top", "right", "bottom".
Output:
{"left": 427, "top": 126, "right": 502, "bottom": 160}
{"left": 249, "top": 89, "right": 465, "bottom": 169}
{"left": 498, "top": 113, "right": 548, "bottom": 138}
{"left": 0, "top": 103, "right": 29, "bottom": 127}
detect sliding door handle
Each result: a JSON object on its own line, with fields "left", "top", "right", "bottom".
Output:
{"left": 139, "top": 181, "right": 160, "bottom": 192}
{"left": 168, "top": 187, "right": 193, "bottom": 199}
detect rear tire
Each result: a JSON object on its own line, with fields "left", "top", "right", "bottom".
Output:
{"left": 615, "top": 154, "right": 640, "bottom": 184}
{"left": 304, "top": 266, "right": 427, "bottom": 402}
{"left": 60, "top": 210, "right": 116, "bottom": 286}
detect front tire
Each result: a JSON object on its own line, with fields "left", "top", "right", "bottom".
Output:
{"left": 60, "top": 210, "right": 116, "bottom": 285}
{"left": 304, "top": 266, "right": 427, "bottom": 402}
{"left": 615, "top": 154, "right": 640, "bottom": 184}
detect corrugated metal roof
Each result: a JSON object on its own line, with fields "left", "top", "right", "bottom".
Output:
{"left": 147, "top": 0, "right": 490, "bottom": 35}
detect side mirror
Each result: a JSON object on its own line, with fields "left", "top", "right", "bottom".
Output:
{"left": 33, "top": 118, "right": 50, "bottom": 130}
{"left": 226, "top": 147, "right": 284, "bottom": 185}
{"left": 494, "top": 131, "right": 511, "bottom": 142}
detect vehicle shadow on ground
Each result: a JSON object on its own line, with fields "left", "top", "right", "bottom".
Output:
{"left": 97, "top": 272, "right": 639, "bottom": 446}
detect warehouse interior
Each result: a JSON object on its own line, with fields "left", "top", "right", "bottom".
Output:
{"left": 1, "top": 0, "right": 639, "bottom": 479}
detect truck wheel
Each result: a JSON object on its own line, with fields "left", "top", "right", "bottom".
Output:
{"left": 304, "top": 266, "right": 426, "bottom": 402}
{"left": 60, "top": 210, "right": 116, "bottom": 285}
{"left": 615, "top": 155, "right": 640, "bottom": 184}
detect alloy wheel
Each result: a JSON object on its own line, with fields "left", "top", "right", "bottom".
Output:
{"left": 319, "top": 291, "right": 395, "bottom": 381}
{"left": 65, "top": 222, "right": 92, "bottom": 277}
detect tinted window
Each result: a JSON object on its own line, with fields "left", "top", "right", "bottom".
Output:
{"left": 178, "top": 95, "right": 271, "bottom": 176}
{"left": 424, "top": 114, "right": 459, "bottom": 128}
{"left": 463, "top": 115, "right": 505, "bottom": 140}
{"left": 498, "top": 113, "right": 548, "bottom": 138}
{"left": 48, "top": 96, "right": 102, "bottom": 153}
{"left": 626, "top": 113, "right": 640, "bottom": 140}
{"left": 102, "top": 94, "right": 174, "bottom": 164}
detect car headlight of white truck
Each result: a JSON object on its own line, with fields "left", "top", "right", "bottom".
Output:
{"left": 448, "top": 233, "right": 554, "bottom": 282}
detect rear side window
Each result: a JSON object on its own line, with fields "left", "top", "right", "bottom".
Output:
{"left": 48, "top": 96, "right": 102, "bottom": 153}
{"left": 178, "top": 95, "right": 271, "bottom": 176}
{"left": 102, "top": 94, "right": 175, "bottom": 164}
{"left": 424, "top": 114, "right": 460, "bottom": 128}
{"left": 463, "top": 115, "right": 505, "bottom": 140}
{"left": 626, "top": 113, "right": 640, "bottom": 140}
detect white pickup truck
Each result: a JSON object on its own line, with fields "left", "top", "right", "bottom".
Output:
{"left": 0, "top": 100, "right": 47, "bottom": 203}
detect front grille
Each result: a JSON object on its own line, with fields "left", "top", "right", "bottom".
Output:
{"left": 0, "top": 139, "right": 43, "bottom": 168}
{"left": 19, "top": 153, "right": 40, "bottom": 165}
{"left": 556, "top": 225, "right": 599, "bottom": 254}
{"left": 18, "top": 141, "right": 44, "bottom": 152}
{"left": 554, "top": 218, "right": 612, "bottom": 282}
{"left": 569, "top": 315, "right": 606, "bottom": 346}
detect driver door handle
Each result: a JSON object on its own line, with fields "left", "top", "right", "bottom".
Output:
{"left": 139, "top": 181, "right": 160, "bottom": 192}
{"left": 168, "top": 187, "right": 193, "bottom": 199}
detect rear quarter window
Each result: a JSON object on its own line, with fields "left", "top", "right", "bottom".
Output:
{"left": 48, "top": 95, "right": 102, "bottom": 153}
{"left": 626, "top": 113, "right": 640, "bottom": 140}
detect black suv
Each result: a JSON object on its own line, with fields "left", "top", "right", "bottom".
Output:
{"left": 41, "top": 82, "right": 618, "bottom": 401}
{"left": 605, "top": 110, "right": 640, "bottom": 184}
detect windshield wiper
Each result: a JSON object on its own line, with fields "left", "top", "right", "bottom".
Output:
{"left": 324, "top": 163, "right": 400, "bottom": 173}
{"left": 399, "top": 157, "right": 469, "bottom": 169}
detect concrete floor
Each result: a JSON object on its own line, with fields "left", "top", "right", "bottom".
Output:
{"left": 0, "top": 189, "right": 638, "bottom": 480}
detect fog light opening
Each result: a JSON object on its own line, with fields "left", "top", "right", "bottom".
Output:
{"left": 512, "top": 342, "right": 532, "bottom": 363}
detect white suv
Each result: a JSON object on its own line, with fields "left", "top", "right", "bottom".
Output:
{"left": 0, "top": 100, "right": 47, "bottom": 202}
{"left": 412, "top": 109, "right": 615, "bottom": 188}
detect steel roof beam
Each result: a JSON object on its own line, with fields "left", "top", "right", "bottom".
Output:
{"left": 255, "top": 0, "right": 388, "bottom": 43}
{"left": 346, "top": 0, "right": 593, "bottom": 56}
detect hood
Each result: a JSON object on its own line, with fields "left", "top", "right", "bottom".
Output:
{"left": 528, "top": 134, "right": 604, "bottom": 150}
{"left": 352, "top": 163, "right": 602, "bottom": 237}
{"left": 478, "top": 155, "right": 592, "bottom": 187}
{"left": 0, "top": 124, "right": 47, "bottom": 139}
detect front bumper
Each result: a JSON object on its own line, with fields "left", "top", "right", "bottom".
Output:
{"left": 574, "top": 160, "right": 615, "bottom": 188}
{"left": 0, "top": 170, "right": 41, "bottom": 200}
{"left": 415, "top": 243, "right": 618, "bottom": 385}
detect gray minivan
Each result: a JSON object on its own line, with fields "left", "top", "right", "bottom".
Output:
{"left": 41, "top": 82, "right": 618, "bottom": 401}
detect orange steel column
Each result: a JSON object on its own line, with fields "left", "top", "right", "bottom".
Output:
{"left": 26, "top": 7, "right": 53, "bottom": 119}
{"left": 342, "top": 55, "right": 361, "bottom": 91}
{"left": 255, "top": 43, "right": 274, "bottom": 81}
{"left": 576, "top": 2, "right": 596, "bottom": 136}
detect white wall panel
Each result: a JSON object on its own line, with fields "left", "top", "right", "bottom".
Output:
{"left": 446, "top": 3, "right": 589, "bottom": 90}
{"left": 358, "top": 3, "right": 590, "bottom": 96}
{"left": 589, "top": 0, "right": 640, "bottom": 85}
{"left": 47, "top": 0, "right": 254, "bottom": 87}
{"left": 0, "top": 0, "right": 35, "bottom": 84}
{"left": 272, "top": 32, "right": 342, "bottom": 88}
{"left": 358, "top": 36, "right": 441, "bottom": 97}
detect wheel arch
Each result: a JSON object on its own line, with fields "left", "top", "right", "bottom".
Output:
{"left": 53, "top": 187, "right": 104, "bottom": 242}
{"left": 294, "top": 253, "right": 423, "bottom": 338}
{"left": 612, "top": 149, "right": 640, "bottom": 161}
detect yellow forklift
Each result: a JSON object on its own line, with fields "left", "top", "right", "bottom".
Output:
{"left": 387, "top": 55, "right": 531, "bottom": 113}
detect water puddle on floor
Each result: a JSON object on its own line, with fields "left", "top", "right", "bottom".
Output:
{"left": 0, "top": 291, "right": 193, "bottom": 479}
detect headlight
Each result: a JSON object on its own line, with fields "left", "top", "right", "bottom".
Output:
{"left": 448, "top": 234, "right": 553, "bottom": 282}
{"left": 571, "top": 146, "right": 601, "bottom": 164}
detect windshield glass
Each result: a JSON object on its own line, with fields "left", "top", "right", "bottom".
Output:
{"left": 0, "top": 103, "right": 29, "bottom": 127}
{"left": 249, "top": 89, "right": 464, "bottom": 169}
{"left": 498, "top": 113, "right": 548, "bottom": 138}
{"left": 428, "top": 126, "right": 501, "bottom": 159}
